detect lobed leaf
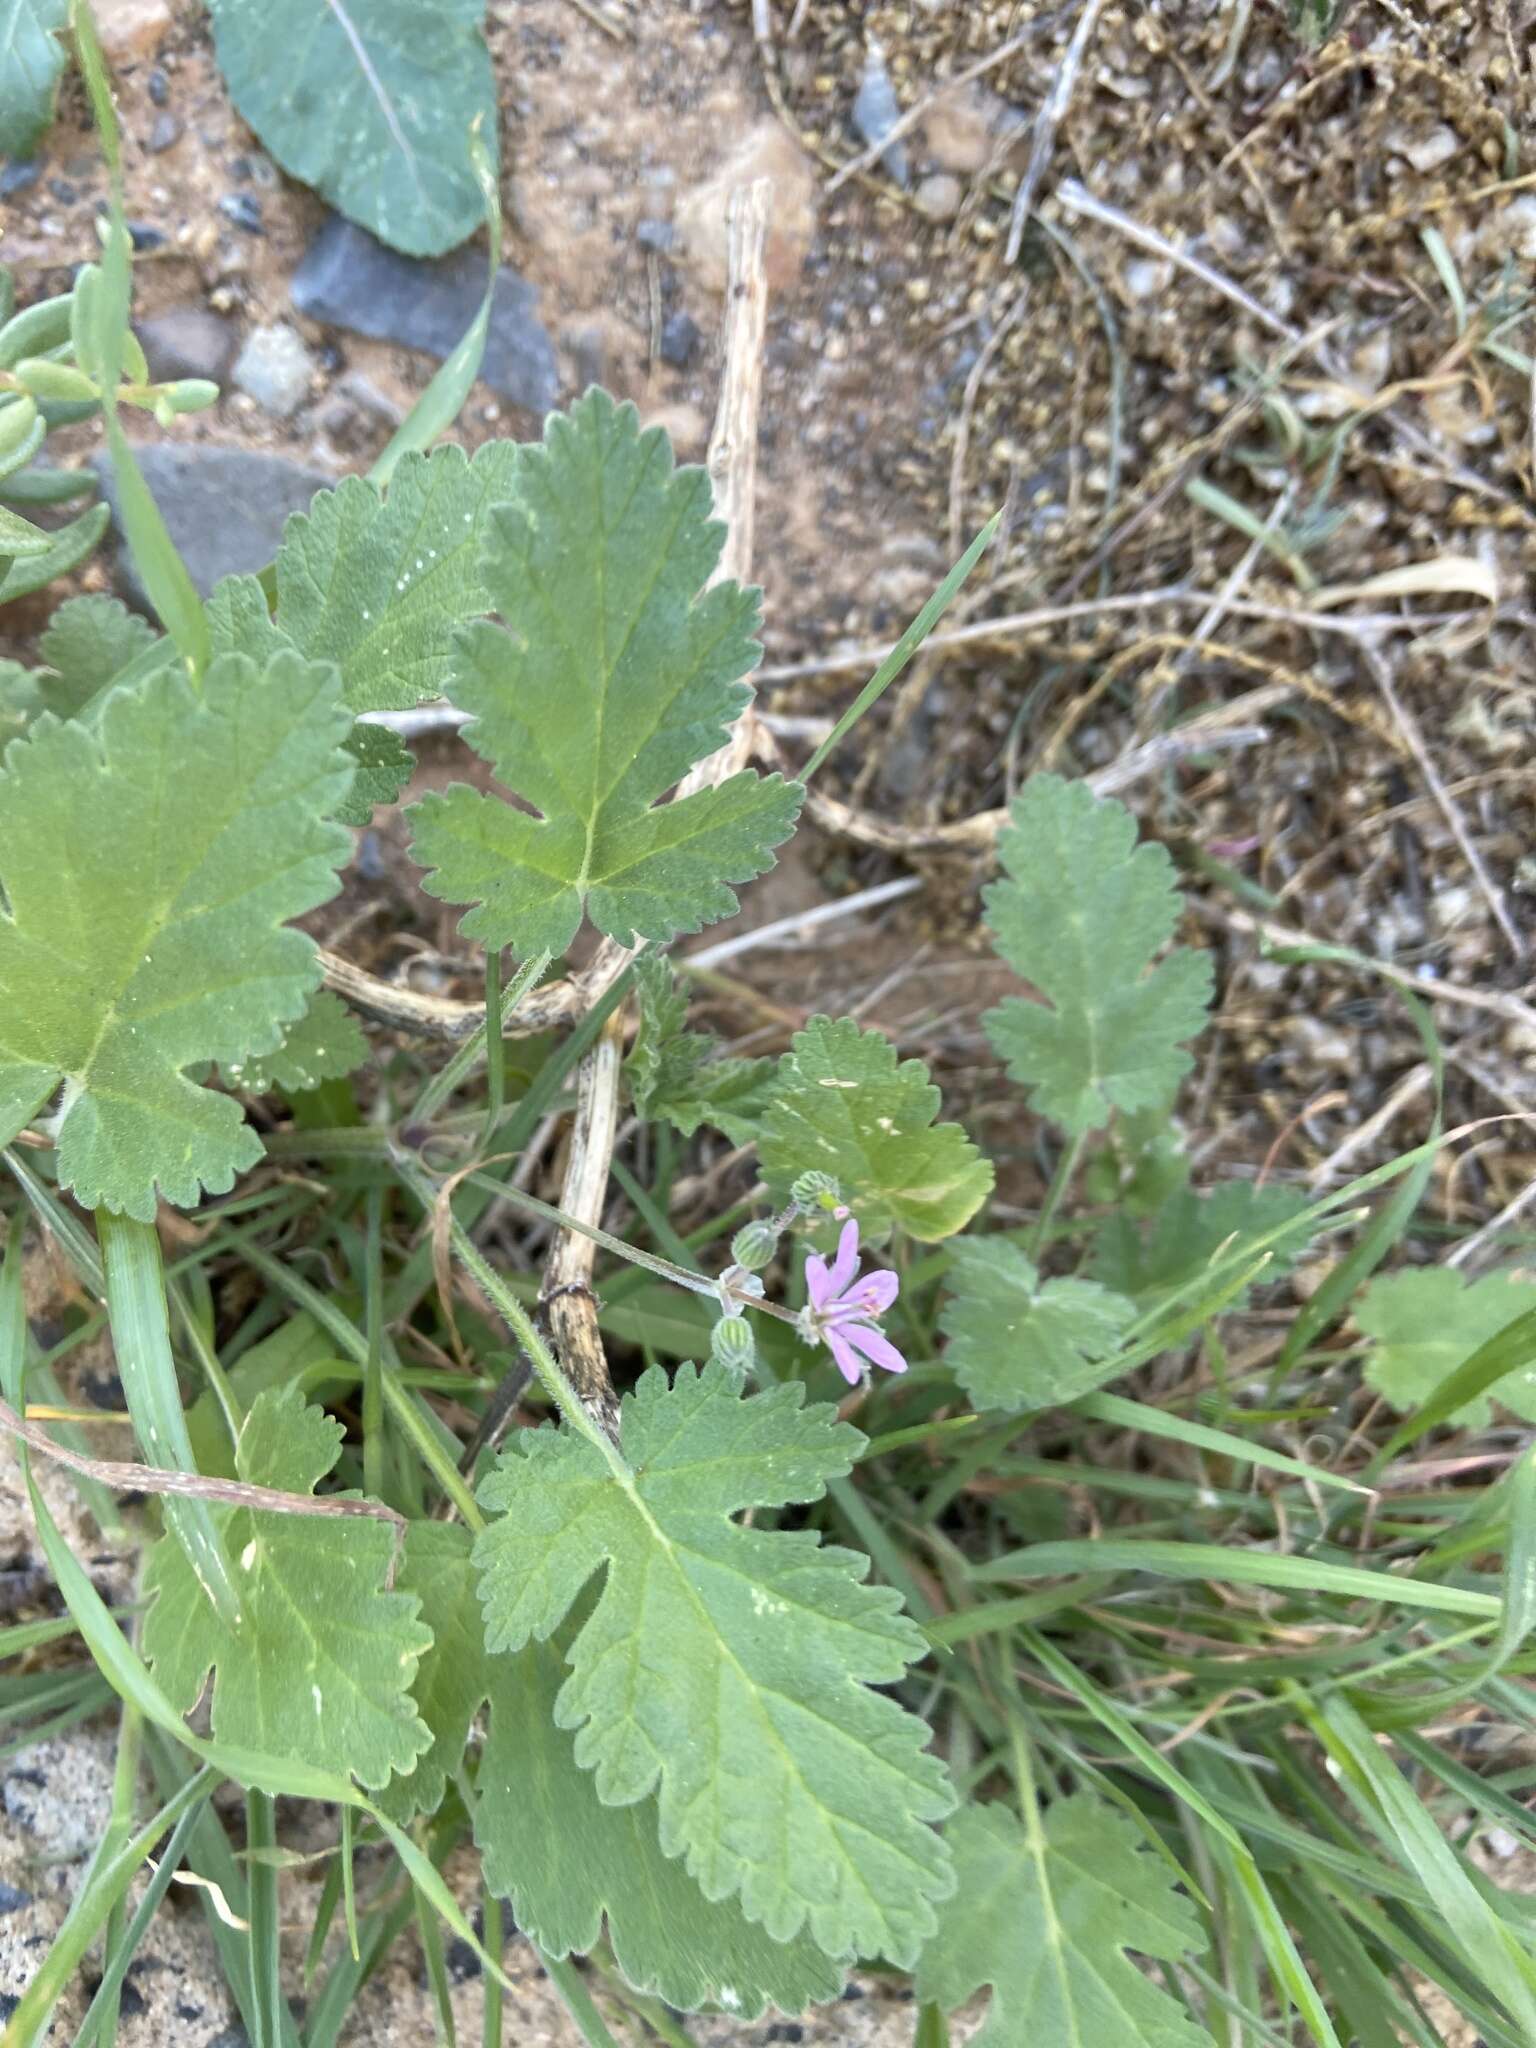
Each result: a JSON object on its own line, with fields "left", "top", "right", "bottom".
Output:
{"left": 475, "top": 1362, "right": 954, "bottom": 1962}
{"left": 0, "top": 650, "right": 353, "bottom": 1218}
{"left": 760, "top": 1015, "right": 992, "bottom": 1242}
{"left": 410, "top": 389, "right": 802, "bottom": 957}
{"left": 914, "top": 1797, "right": 1210, "bottom": 2048}
{"left": 1357, "top": 1268, "right": 1536, "bottom": 1427}
{"left": 34, "top": 593, "right": 160, "bottom": 720}
{"left": 1091, "top": 1182, "right": 1312, "bottom": 1305}
{"left": 142, "top": 1385, "right": 432, "bottom": 1788}
{"left": 626, "top": 954, "right": 774, "bottom": 1144}
{"left": 941, "top": 1237, "right": 1135, "bottom": 1413}
{"left": 983, "top": 775, "right": 1214, "bottom": 1135}
{"left": 207, "top": 0, "right": 498, "bottom": 259}
{"left": 224, "top": 990, "right": 367, "bottom": 1094}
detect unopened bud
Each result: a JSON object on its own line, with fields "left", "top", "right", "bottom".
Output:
{"left": 709, "top": 1314, "right": 755, "bottom": 1383}
{"left": 790, "top": 1170, "right": 842, "bottom": 1212}
{"left": 730, "top": 1220, "right": 779, "bottom": 1271}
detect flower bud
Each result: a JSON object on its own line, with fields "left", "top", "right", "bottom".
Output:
{"left": 709, "top": 1314, "right": 755, "bottom": 1383}
{"left": 730, "top": 1220, "right": 779, "bottom": 1271}
{"left": 790, "top": 1170, "right": 842, "bottom": 1211}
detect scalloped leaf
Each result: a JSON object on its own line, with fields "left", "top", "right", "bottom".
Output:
{"left": 1091, "top": 1182, "right": 1312, "bottom": 1305}
{"left": 759, "top": 1015, "right": 992, "bottom": 1241}
{"left": 983, "top": 775, "right": 1214, "bottom": 1136}
{"left": 35, "top": 594, "right": 159, "bottom": 719}
{"left": 1357, "top": 1268, "right": 1536, "bottom": 1428}
{"left": 225, "top": 990, "right": 367, "bottom": 1094}
{"left": 142, "top": 1385, "right": 431, "bottom": 1788}
{"left": 941, "top": 1237, "right": 1135, "bottom": 1413}
{"left": 0, "top": 650, "right": 352, "bottom": 1218}
{"left": 475, "top": 1361, "right": 954, "bottom": 1963}
{"left": 410, "top": 390, "right": 802, "bottom": 957}
{"left": 915, "top": 1798, "right": 1210, "bottom": 2048}
{"left": 626, "top": 954, "right": 773, "bottom": 1144}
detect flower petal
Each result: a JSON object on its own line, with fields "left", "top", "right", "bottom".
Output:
{"left": 825, "top": 1218, "right": 862, "bottom": 1300}
{"left": 804, "top": 1253, "right": 834, "bottom": 1311}
{"left": 855, "top": 1269, "right": 900, "bottom": 1316}
{"left": 842, "top": 1320, "right": 908, "bottom": 1376}
{"left": 825, "top": 1328, "right": 866, "bottom": 1386}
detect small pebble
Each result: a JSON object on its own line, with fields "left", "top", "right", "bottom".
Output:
{"left": 219, "top": 191, "right": 263, "bottom": 234}
{"left": 853, "top": 39, "right": 908, "bottom": 188}
{"left": 914, "top": 171, "right": 963, "bottom": 221}
{"left": 127, "top": 220, "right": 165, "bottom": 251}
{"left": 48, "top": 177, "right": 79, "bottom": 205}
{"left": 232, "top": 321, "right": 316, "bottom": 417}
{"left": 659, "top": 310, "right": 702, "bottom": 368}
{"left": 145, "top": 111, "right": 182, "bottom": 153}
{"left": 0, "top": 161, "right": 39, "bottom": 197}
{"left": 146, "top": 64, "right": 169, "bottom": 104}
{"left": 635, "top": 218, "right": 675, "bottom": 253}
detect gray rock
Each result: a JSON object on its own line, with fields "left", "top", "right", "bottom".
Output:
{"left": 659, "top": 310, "right": 702, "bottom": 368}
{"left": 145, "top": 110, "right": 182, "bottom": 153}
{"left": 635, "top": 217, "right": 676, "bottom": 253}
{"left": 89, "top": 445, "right": 332, "bottom": 604}
{"left": 853, "top": 41, "right": 908, "bottom": 187}
{"left": 292, "top": 213, "right": 560, "bottom": 417}
{"left": 233, "top": 321, "right": 316, "bottom": 417}
{"left": 137, "top": 304, "right": 237, "bottom": 384}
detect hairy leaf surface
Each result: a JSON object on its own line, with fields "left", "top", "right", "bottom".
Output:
{"left": 35, "top": 594, "right": 159, "bottom": 719}
{"left": 626, "top": 955, "right": 773, "bottom": 1144}
{"left": 142, "top": 1385, "right": 431, "bottom": 1787}
{"left": 410, "top": 391, "right": 802, "bottom": 957}
{"left": 941, "top": 1237, "right": 1135, "bottom": 1413}
{"left": 0, "top": 651, "right": 352, "bottom": 1218}
{"left": 225, "top": 991, "right": 367, "bottom": 1094}
{"left": 475, "top": 1362, "right": 953, "bottom": 1962}
{"left": 1358, "top": 1269, "right": 1536, "bottom": 1426}
{"left": 760, "top": 1016, "right": 992, "bottom": 1241}
{"left": 0, "top": 0, "right": 67, "bottom": 158}
{"left": 984, "top": 776, "right": 1213, "bottom": 1135}
{"left": 208, "top": 0, "right": 497, "bottom": 258}
{"left": 915, "top": 1798, "right": 1210, "bottom": 2048}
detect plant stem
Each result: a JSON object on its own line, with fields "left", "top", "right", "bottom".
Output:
{"left": 410, "top": 948, "right": 552, "bottom": 1125}
{"left": 362, "top": 1185, "right": 385, "bottom": 1502}
{"left": 1028, "top": 1130, "right": 1087, "bottom": 1260}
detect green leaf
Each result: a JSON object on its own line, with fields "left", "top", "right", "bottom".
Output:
{"left": 142, "top": 1385, "right": 430, "bottom": 1786}
{"left": 33, "top": 593, "right": 159, "bottom": 719}
{"left": 410, "top": 390, "right": 802, "bottom": 957}
{"left": 373, "top": 1522, "right": 487, "bottom": 1825}
{"left": 0, "top": 499, "right": 50, "bottom": 557}
{"left": 225, "top": 990, "right": 367, "bottom": 1094}
{"left": 914, "top": 1798, "right": 1210, "bottom": 2048}
{"left": 0, "top": 659, "right": 43, "bottom": 746}
{"left": 274, "top": 444, "right": 521, "bottom": 710}
{"left": 338, "top": 722, "right": 415, "bottom": 822}
{"left": 0, "top": 500, "right": 110, "bottom": 603}
{"left": 1358, "top": 1268, "right": 1536, "bottom": 1427}
{"left": 0, "top": 0, "right": 67, "bottom": 157}
{"left": 207, "top": 0, "right": 498, "bottom": 260}
{"left": 759, "top": 1015, "right": 992, "bottom": 1242}
{"left": 1091, "top": 1182, "right": 1312, "bottom": 1304}
{"left": 475, "top": 1361, "right": 953, "bottom": 1962}
{"left": 479, "top": 1619, "right": 847, "bottom": 2016}
{"left": 0, "top": 651, "right": 353, "bottom": 1218}
{"left": 626, "top": 955, "right": 773, "bottom": 1144}
{"left": 940, "top": 1238, "right": 1135, "bottom": 1413}
{"left": 983, "top": 776, "right": 1214, "bottom": 1135}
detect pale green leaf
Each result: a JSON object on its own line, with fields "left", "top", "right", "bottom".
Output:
{"left": 1358, "top": 1268, "right": 1536, "bottom": 1427}
{"left": 627, "top": 955, "right": 773, "bottom": 1144}
{"left": 480, "top": 1619, "right": 848, "bottom": 2016}
{"left": 0, "top": 0, "right": 68, "bottom": 158}
{"left": 984, "top": 776, "right": 1214, "bottom": 1135}
{"left": 142, "top": 1384, "right": 432, "bottom": 1787}
{"left": 34, "top": 593, "right": 159, "bottom": 719}
{"left": 0, "top": 651, "right": 353, "bottom": 1219}
{"left": 273, "top": 443, "right": 520, "bottom": 712}
{"left": 759, "top": 1015, "right": 992, "bottom": 1242}
{"left": 915, "top": 1798, "right": 1210, "bottom": 2048}
{"left": 0, "top": 659, "right": 42, "bottom": 746}
{"left": 373, "top": 1521, "right": 488, "bottom": 1825}
{"left": 207, "top": 0, "right": 498, "bottom": 260}
{"left": 225, "top": 990, "right": 367, "bottom": 1094}
{"left": 941, "top": 1237, "right": 1135, "bottom": 1413}
{"left": 475, "top": 1361, "right": 953, "bottom": 1962}
{"left": 337, "top": 722, "right": 415, "bottom": 821}
{"left": 0, "top": 501, "right": 111, "bottom": 603}
{"left": 0, "top": 499, "right": 50, "bottom": 557}
{"left": 1091, "top": 1182, "right": 1312, "bottom": 1305}
{"left": 410, "top": 390, "right": 802, "bottom": 957}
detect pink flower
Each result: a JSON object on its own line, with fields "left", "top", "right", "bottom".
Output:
{"left": 800, "top": 1219, "right": 907, "bottom": 1386}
